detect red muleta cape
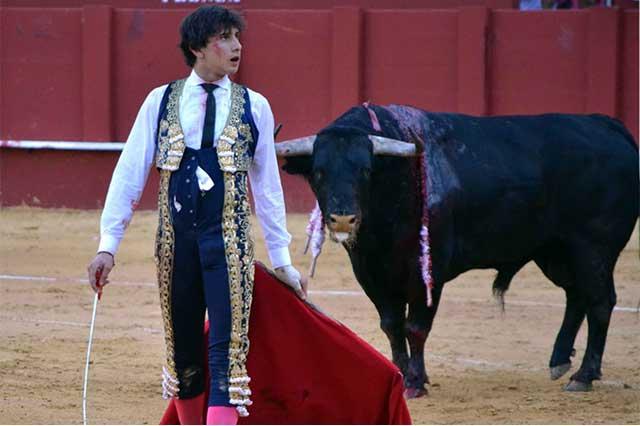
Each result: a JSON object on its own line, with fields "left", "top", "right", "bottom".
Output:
{"left": 160, "top": 263, "right": 411, "bottom": 424}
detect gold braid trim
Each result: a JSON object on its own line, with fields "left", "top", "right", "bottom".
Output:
{"left": 156, "top": 79, "right": 187, "bottom": 171}
{"left": 221, "top": 83, "right": 255, "bottom": 416}
{"left": 155, "top": 169, "right": 178, "bottom": 397}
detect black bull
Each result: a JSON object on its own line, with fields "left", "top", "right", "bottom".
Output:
{"left": 275, "top": 104, "right": 638, "bottom": 396}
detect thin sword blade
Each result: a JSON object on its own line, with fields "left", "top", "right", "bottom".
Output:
{"left": 83, "top": 270, "right": 102, "bottom": 425}
{"left": 82, "top": 292, "right": 99, "bottom": 425}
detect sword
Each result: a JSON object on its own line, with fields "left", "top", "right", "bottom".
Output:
{"left": 82, "top": 269, "right": 103, "bottom": 425}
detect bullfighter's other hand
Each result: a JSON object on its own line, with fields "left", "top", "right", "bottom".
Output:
{"left": 274, "top": 264, "right": 307, "bottom": 300}
{"left": 87, "top": 251, "right": 115, "bottom": 293}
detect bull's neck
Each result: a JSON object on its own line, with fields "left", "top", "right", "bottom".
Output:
{"left": 355, "top": 156, "right": 420, "bottom": 247}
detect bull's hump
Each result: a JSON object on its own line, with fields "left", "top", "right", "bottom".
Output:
{"left": 384, "top": 104, "right": 429, "bottom": 142}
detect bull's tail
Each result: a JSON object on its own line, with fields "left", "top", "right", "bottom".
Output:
{"left": 492, "top": 263, "right": 526, "bottom": 313}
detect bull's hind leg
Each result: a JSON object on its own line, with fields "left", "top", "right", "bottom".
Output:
{"left": 534, "top": 248, "right": 586, "bottom": 380}
{"left": 549, "top": 289, "right": 586, "bottom": 380}
{"left": 564, "top": 244, "right": 617, "bottom": 391}
{"left": 566, "top": 285, "right": 615, "bottom": 390}
{"left": 405, "top": 286, "right": 442, "bottom": 398}
{"left": 534, "top": 248, "right": 585, "bottom": 381}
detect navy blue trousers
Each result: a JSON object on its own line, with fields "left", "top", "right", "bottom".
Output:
{"left": 169, "top": 147, "right": 232, "bottom": 407}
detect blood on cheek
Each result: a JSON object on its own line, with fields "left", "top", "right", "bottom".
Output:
{"left": 211, "top": 41, "right": 223, "bottom": 56}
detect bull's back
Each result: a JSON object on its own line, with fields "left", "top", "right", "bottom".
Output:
{"left": 423, "top": 112, "right": 638, "bottom": 269}
{"left": 475, "top": 114, "right": 637, "bottom": 230}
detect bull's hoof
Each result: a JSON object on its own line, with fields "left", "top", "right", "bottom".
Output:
{"left": 564, "top": 380, "right": 593, "bottom": 392}
{"left": 404, "top": 387, "right": 428, "bottom": 399}
{"left": 550, "top": 363, "right": 571, "bottom": 381}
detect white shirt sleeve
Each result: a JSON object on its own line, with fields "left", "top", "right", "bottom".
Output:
{"left": 98, "top": 86, "right": 166, "bottom": 255}
{"left": 248, "top": 92, "right": 292, "bottom": 269}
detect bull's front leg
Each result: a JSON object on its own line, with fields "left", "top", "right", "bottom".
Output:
{"left": 376, "top": 300, "right": 410, "bottom": 382}
{"left": 349, "top": 246, "right": 412, "bottom": 383}
{"left": 405, "top": 284, "right": 442, "bottom": 398}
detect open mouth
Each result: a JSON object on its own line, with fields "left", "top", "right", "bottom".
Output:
{"left": 230, "top": 56, "right": 240, "bottom": 64}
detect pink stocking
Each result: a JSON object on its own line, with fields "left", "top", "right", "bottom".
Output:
{"left": 174, "top": 393, "right": 205, "bottom": 425}
{"left": 206, "top": 406, "right": 238, "bottom": 425}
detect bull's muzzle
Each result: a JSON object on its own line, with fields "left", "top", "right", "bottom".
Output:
{"left": 328, "top": 214, "right": 358, "bottom": 243}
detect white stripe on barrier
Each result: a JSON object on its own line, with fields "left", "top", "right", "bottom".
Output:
{"left": 0, "top": 140, "right": 124, "bottom": 151}
{"left": 0, "top": 273, "right": 637, "bottom": 313}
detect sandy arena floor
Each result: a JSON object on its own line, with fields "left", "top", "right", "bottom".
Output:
{"left": 0, "top": 207, "right": 638, "bottom": 424}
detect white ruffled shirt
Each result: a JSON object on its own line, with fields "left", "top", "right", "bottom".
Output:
{"left": 98, "top": 70, "right": 292, "bottom": 268}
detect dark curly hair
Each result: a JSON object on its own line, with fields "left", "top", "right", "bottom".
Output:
{"left": 179, "top": 6, "right": 245, "bottom": 68}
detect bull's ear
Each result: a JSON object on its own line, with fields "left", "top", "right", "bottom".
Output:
{"left": 281, "top": 156, "right": 313, "bottom": 177}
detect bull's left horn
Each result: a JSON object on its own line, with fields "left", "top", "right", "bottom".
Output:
{"left": 369, "top": 135, "right": 418, "bottom": 156}
{"left": 275, "top": 136, "right": 316, "bottom": 157}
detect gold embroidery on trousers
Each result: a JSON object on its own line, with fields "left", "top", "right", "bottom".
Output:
{"left": 220, "top": 83, "right": 255, "bottom": 416}
{"left": 155, "top": 169, "right": 179, "bottom": 397}
{"left": 222, "top": 171, "right": 255, "bottom": 417}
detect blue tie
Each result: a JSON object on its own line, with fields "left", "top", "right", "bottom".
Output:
{"left": 200, "top": 83, "right": 218, "bottom": 149}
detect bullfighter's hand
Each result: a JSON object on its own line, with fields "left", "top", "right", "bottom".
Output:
{"left": 87, "top": 251, "right": 115, "bottom": 293}
{"left": 274, "top": 265, "right": 307, "bottom": 300}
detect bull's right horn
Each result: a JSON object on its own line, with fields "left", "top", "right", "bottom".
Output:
{"left": 369, "top": 135, "right": 418, "bottom": 156}
{"left": 275, "top": 136, "right": 316, "bottom": 157}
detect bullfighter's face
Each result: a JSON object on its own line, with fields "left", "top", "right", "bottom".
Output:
{"left": 311, "top": 131, "right": 373, "bottom": 243}
{"left": 191, "top": 27, "right": 242, "bottom": 81}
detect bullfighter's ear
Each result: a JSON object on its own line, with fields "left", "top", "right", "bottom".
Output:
{"left": 281, "top": 156, "right": 312, "bottom": 177}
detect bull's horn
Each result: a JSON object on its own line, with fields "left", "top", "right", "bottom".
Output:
{"left": 275, "top": 136, "right": 316, "bottom": 156}
{"left": 369, "top": 135, "right": 418, "bottom": 156}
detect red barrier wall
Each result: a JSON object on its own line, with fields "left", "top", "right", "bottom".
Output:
{"left": 621, "top": 10, "right": 639, "bottom": 137}
{"left": 4, "top": 0, "right": 518, "bottom": 9}
{"left": 1, "top": 5, "right": 638, "bottom": 212}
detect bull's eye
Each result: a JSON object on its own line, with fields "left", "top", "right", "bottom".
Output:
{"left": 362, "top": 169, "right": 371, "bottom": 179}
{"left": 314, "top": 171, "right": 323, "bottom": 182}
